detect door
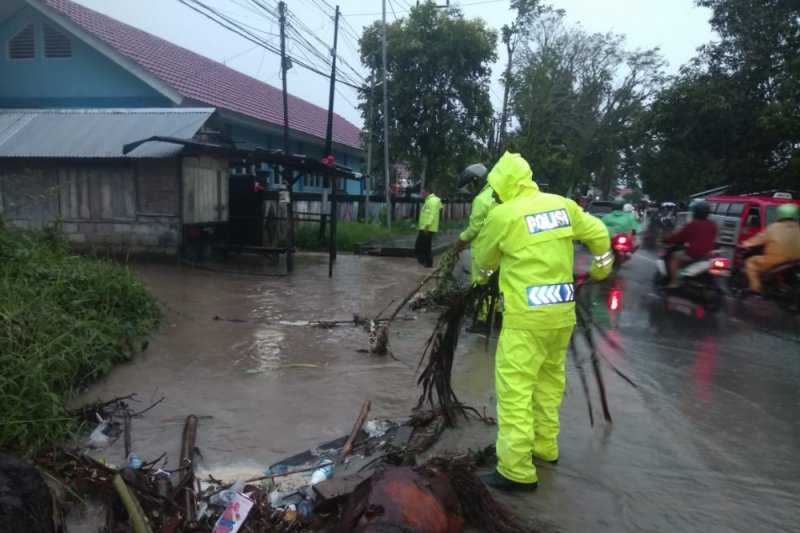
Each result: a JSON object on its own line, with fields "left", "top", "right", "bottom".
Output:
{"left": 739, "top": 204, "right": 763, "bottom": 243}
{"left": 227, "top": 176, "right": 264, "bottom": 246}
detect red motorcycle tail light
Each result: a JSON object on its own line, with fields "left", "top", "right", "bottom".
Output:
{"left": 711, "top": 258, "right": 729, "bottom": 270}
{"left": 608, "top": 288, "right": 622, "bottom": 311}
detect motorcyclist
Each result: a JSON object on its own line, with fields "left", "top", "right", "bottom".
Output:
{"left": 601, "top": 199, "right": 640, "bottom": 241}
{"left": 472, "top": 152, "right": 612, "bottom": 491}
{"left": 662, "top": 200, "right": 717, "bottom": 288}
{"left": 624, "top": 202, "right": 639, "bottom": 222}
{"left": 739, "top": 203, "right": 800, "bottom": 293}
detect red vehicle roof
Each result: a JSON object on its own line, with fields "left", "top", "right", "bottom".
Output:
{"left": 707, "top": 194, "right": 799, "bottom": 206}
{"left": 43, "top": 0, "right": 363, "bottom": 150}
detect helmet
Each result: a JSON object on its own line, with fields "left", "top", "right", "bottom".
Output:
{"left": 776, "top": 203, "right": 799, "bottom": 221}
{"left": 691, "top": 200, "right": 711, "bottom": 220}
{"left": 613, "top": 198, "right": 625, "bottom": 211}
{"left": 623, "top": 203, "right": 634, "bottom": 213}
{"left": 457, "top": 163, "right": 488, "bottom": 190}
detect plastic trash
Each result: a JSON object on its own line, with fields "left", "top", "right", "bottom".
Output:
{"left": 283, "top": 504, "right": 298, "bottom": 523}
{"left": 210, "top": 481, "right": 245, "bottom": 507}
{"left": 364, "top": 420, "right": 393, "bottom": 439}
{"left": 87, "top": 416, "right": 111, "bottom": 448}
{"left": 212, "top": 492, "right": 253, "bottom": 533}
{"left": 297, "top": 499, "right": 315, "bottom": 520}
{"left": 309, "top": 461, "right": 334, "bottom": 486}
{"left": 264, "top": 463, "right": 288, "bottom": 476}
{"left": 126, "top": 453, "right": 142, "bottom": 470}
{"left": 269, "top": 489, "right": 289, "bottom": 508}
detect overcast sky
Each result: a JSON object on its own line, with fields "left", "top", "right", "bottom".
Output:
{"left": 74, "top": 0, "right": 715, "bottom": 127}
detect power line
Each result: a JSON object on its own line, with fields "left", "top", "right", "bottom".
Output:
{"left": 290, "top": 0, "right": 365, "bottom": 84}
{"left": 177, "top": 0, "right": 361, "bottom": 89}
{"left": 388, "top": 0, "right": 398, "bottom": 20}
{"left": 348, "top": 0, "right": 506, "bottom": 16}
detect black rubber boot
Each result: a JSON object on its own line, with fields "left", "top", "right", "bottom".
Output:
{"left": 480, "top": 470, "right": 538, "bottom": 492}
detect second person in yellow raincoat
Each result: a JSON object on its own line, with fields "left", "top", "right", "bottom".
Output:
{"left": 473, "top": 152, "right": 612, "bottom": 491}
{"left": 415, "top": 189, "right": 443, "bottom": 267}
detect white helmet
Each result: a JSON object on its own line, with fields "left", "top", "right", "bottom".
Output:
{"left": 623, "top": 203, "right": 634, "bottom": 213}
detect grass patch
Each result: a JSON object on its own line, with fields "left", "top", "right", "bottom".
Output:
{"left": 295, "top": 219, "right": 418, "bottom": 252}
{"left": 0, "top": 222, "right": 160, "bottom": 454}
{"left": 295, "top": 219, "right": 466, "bottom": 252}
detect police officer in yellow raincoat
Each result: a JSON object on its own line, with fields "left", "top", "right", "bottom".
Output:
{"left": 455, "top": 163, "right": 495, "bottom": 284}
{"left": 473, "top": 152, "right": 613, "bottom": 491}
{"left": 415, "top": 190, "right": 443, "bottom": 267}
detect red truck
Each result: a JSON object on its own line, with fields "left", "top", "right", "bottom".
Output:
{"left": 705, "top": 192, "right": 800, "bottom": 247}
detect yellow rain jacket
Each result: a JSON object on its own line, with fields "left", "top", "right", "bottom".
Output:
{"left": 472, "top": 154, "right": 613, "bottom": 331}
{"left": 459, "top": 185, "right": 496, "bottom": 283}
{"left": 418, "top": 193, "right": 443, "bottom": 233}
{"left": 471, "top": 152, "right": 612, "bottom": 485}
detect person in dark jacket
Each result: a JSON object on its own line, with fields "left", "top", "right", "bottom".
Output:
{"left": 663, "top": 201, "right": 717, "bottom": 288}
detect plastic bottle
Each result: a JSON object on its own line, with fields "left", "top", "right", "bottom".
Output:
{"left": 309, "top": 461, "right": 334, "bottom": 485}
{"left": 127, "top": 453, "right": 142, "bottom": 470}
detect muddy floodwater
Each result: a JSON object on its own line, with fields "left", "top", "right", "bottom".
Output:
{"left": 78, "top": 251, "right": 800, "bottom": 532}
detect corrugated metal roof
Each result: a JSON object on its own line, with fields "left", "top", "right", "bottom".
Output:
{"left": 43, "top": 0, "right": 363, "bottom": 151}
{"left": 0, "top": 108, "right": 215, "bottom": 158}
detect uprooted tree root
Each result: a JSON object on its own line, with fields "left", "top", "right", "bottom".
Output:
{"left": 426, "top": 454, "right": 541, "bottom": 533}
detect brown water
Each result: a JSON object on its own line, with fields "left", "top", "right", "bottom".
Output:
{"left": 77, "top": 251, "right": 800, "bottom": 532}
{"left": 78, "top": 254, "right": 433, "bottom": 477}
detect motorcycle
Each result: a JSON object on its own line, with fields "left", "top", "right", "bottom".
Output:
{"left": 653, "top": 245, "right": 730, "bottom": 312}
{"left": 730, "top": 246, "right": 800, "bottom": 312}
{"left": 611, "top": 232, "right": 636, "bottom": 267}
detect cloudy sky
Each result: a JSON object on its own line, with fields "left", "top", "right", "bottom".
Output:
{"left": 74, "top": 0, "right": 715, "bottom": 127}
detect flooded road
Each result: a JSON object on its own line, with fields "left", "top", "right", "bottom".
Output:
{"left": 79, "top": 250, "right": 800, "bottom": 532}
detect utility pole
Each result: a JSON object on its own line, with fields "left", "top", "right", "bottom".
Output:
{"left": 382, "top": 0, "right": 392, "bottom": 229}
{"left": 364, "top": 76, "right": 375, "bottom": 223}
{"left": 279, "top": 1, "right": 295, "bottom": 273}
{"left": 325, "top": 5, "right": 341, "bottom": 278}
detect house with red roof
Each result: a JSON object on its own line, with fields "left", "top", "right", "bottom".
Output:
{"left": 0, "top": 0, "right": 365, "bottom": 254}
{"left": 0, "top": 0, "right": 363, "bottom": 185}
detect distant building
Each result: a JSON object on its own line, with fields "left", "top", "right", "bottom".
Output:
{"left": 0, "top": 0, "right": 365, "bottom": 252}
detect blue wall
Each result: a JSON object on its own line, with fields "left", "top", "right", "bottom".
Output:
{"left": 0, "top": 5, "right": 364, "bottom": 193}
{"left": 230, "top": 124, "right": 364, "bottom": 195}
{"left": 0, "top": 6, "right": 169, "bottom": 107}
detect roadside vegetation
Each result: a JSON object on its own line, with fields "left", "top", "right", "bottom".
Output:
{"left": 295, "top": 219, "right": 464, "bottom": 252}
{"left": 0, "top": 221, "right": 160, "bottom": 454}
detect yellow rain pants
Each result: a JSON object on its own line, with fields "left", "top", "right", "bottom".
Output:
{"left": 495, "top": 326, "right": 574, "bottom": 483}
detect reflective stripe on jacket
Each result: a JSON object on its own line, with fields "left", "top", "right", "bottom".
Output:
{"left": 472, "top": 152, "right": 611, "bottom": 330}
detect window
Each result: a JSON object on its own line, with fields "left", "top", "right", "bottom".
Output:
{"left": 8, "top": 24, "right": 35, "bottom": 60}
{"left": 766, "top": 206, "right": 779, "bottom": 225}
{"left": 716, "top": 203, "right": 731, "bottom": 215}
{"left": 727, "top": 203, "right": 745, "bottom": 216}
{"left": 744, "top": 207, "right": 761, "bottom": 228}
{"left": 44, "top": 25, "right": 71, "bottom": 58}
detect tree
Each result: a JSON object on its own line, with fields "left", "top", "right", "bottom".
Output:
{"left": 359, "top": 2, "right": 497, "bottom": 193}
{"left": 496, "top": 0, "right": 553, "bottom": 154}
{"left": 637, "top": 0, "right": 800, "bottom": 200}
{"left": 509, "top": 11, "right": 665, "bottom": 196}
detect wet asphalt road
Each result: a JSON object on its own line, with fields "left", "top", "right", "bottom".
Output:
{"left": 445, "top": 247, "right": 800, "bottom": 533}
{"left": 77, "top": 249, "right": 800, "bottom": 533}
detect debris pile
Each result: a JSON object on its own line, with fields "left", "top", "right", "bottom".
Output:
{"left": 33, "top": 395, "right": 531, "bottom": 533}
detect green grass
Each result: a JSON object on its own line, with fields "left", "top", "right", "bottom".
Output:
{"left": 295, "top": 219, "right": 417, "bottom": 252}
{"left": 295, "top": 219, "right": 465, "bottom": 252}
{"left": 0, "top": 221, "right": 160, "bottom": 454}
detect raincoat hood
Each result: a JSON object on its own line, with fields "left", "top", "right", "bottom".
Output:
{"left": 488, "top": 152, "right": 538, "bottom": 203}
